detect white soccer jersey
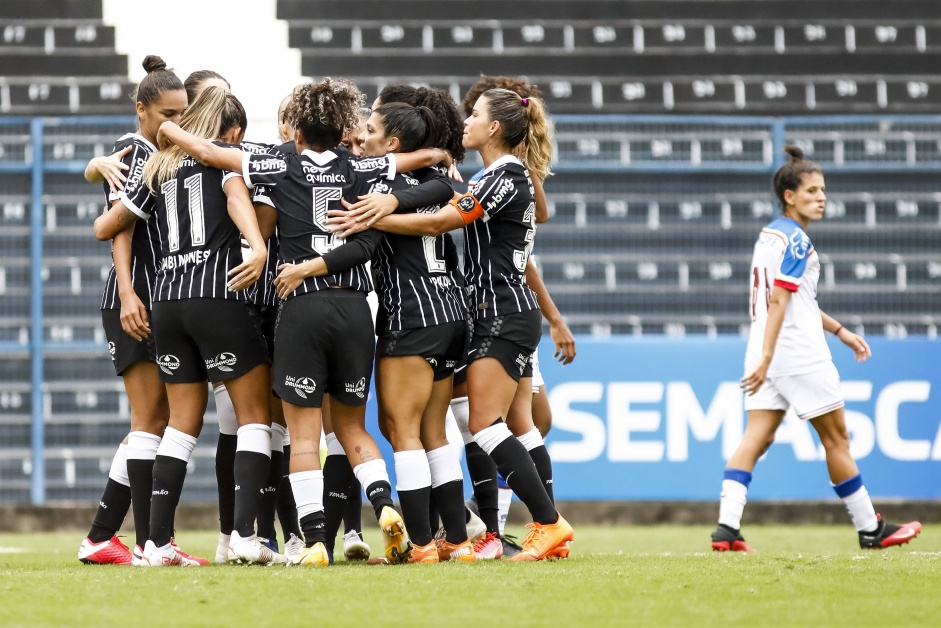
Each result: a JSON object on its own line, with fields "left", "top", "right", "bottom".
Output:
{"left": 744, "top": 217, "right": 831, "bottom": 377}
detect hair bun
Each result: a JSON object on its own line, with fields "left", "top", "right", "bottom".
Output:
{"left": 784, "top": 144, "right": 804, "bottom": 163}
{"left": 142, "top": 55, "right": 168, "bottom": 74}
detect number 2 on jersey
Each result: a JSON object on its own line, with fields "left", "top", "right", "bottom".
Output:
{"left": 311, "top": 187, "right": 343, "bottom": 255}
{"left": 162, "top": 174, "right": 205, "bottom": 253}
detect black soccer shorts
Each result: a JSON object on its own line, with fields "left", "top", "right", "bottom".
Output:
{"left": 377, "top": 320, "right": 467, "bottom": 381}
{"left": 468, "top": 309, "right": 542, "bottom": 382}
{"left": 101, "top": 308, "right": 156, "bottom": 376}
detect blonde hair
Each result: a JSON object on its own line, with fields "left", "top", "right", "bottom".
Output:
{"left": 482, "top": 88, "right": 554, "bottom": 181}
{"left": 144, "top": 86, "right": 243, "bottom": 191}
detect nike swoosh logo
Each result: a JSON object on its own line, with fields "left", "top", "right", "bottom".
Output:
{"left": 504, "top": 472, "right": 514, "bottom": 483}
{"left": 468, "top": 349, "right": 477, "bottom": 354}
{"left": 473, "top": 479, "right": 489, "bottom": 486}
{"left": 895, "top": 528, "right": 916, "bottom": 539}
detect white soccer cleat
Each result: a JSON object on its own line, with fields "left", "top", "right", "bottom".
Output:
{"left": 132, "top": 544, "right": 146, "bottom": 567}
{"left": 142, "top": 540, "right": 204, "bottom": 567}
{"left": 342, "top": 530, "right": 371, "bottom": 561}
{"left": 215, "top": 532, "right": 231, "bottom": 565}
{"left": 284, "top": 533, "right": 305, "bottom": 562}
{"left": 229, "top": 531, "right": 289, "bottom": 566}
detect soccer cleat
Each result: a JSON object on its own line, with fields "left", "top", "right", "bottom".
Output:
{"left": 466, "top": 508, "right": 487, "bottom": 542}
{"left": 342, "top": 530, "right": 371, "bottom": 561}
{"left": 78, "top": 535, "right": 133, "bottom": 565}
{"left": 501, "top": 534, "right": 523, "bottom": 558}
{"left": 710, "top": 524, "right": 756, "bottom": 552}
{"left": 261, "top": 537, "right": 279, "bottom": 554}
{"left": 229, "top": 531, "right": 289, "bottom": 566}
{"left": 291, "top": 542, "right": 330, "bottom": 567}
{"left": 508, "top": 515, "right": 575, "bottom": 562}
{"left": 408, "top": 542, "right": 440, "bottom": 563}
{"left": 142, "top": 540, "right": 204, "bottom": 567}
{"left": 859, "top": 514, "right": 922, "bottom": 549}
{"left": 132, "top": 545, "right": 146, "bottom": 567}
{"left": 436, "top": 539, "right": 476, "bottom": 562}
{"left": 379, "top": 506, "right": 413, "bottom": 563}
{"left": 170, "top": 537, "right": 209, "bottom": 566}
{"left": 472, "top": 531, "right": 503, "bottom": 560}
{"left": 214, "top": 533, "right": 231, "bottom": 565}
{"left": 284, "top": 533, "right": 305, "bottom": 562}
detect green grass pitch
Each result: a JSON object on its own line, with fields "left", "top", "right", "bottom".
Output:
{"left": 1, "top": 525, "right": 937, "bottom": 627}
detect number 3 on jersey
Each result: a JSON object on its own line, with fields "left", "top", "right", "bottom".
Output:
{"left": 311, "top": 187, "right": 343, "bottom": 255}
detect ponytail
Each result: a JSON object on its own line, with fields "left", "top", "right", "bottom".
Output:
{"left": 482, "top": 88, "right": 554, "bottom": 181}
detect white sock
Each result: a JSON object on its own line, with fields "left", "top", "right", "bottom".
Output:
{"left": 289, "top": 470, "right": 324, "bottom": 519}
{"left": 450, "top": 396, "right": 473, "bottom": 445}
{"left": 214, "top": 385, "right": 238, "bottom": 436}
{"left": 157, "top": 427, "right": 197, "bottom": 463}
{"left": 497, "top": 487, "right": 512, "bottom": 536}
{"left": 108, "top": 443, "right": 130, "bottom": 487}
{"left": 236, "top": 423, "right": 272, "bottom": 457}
{"left": 517, "top": 427, "right": 544, "bottom": 451}
{"left": 127, "top": 431, "right": 161, "bottom": 462}
{"left": 834, "top": 474, "right": 878, "bottom": 532}
{"left": 353, "top": 458, "right": 390, "bottom": 491}
{"left": 394, "top": 449, "right": 431, "bottom": 491}
{"left": 325, "top": 432, "right": 346, "bottom": 457}
{"left": 718, "top": 479, "right": 749, "bottom": 530}
{"left": 270, "top": 423, "right": 286, "bottom": 455}
{"left": 473, "top": 421, "right": 512, "bottom": 456}
{"left": 426, "top": 445, "right": 463, "bottom": 487}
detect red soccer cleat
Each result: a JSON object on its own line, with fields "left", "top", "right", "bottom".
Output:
{"left": 859, "top": 514, "right": 922, "bottom": 549}
{"left": 78, "top": 535, "right": 133, "bottom": 565}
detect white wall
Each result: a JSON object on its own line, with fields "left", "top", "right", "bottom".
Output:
{"left": 102, "top": 0, "right": 305, "bottom": 144}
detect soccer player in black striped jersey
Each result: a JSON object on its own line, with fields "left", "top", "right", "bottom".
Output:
{"left": 96, "top": 87, "right": 279, "bottom": 567}
{"left": 78, "top": 55, "right": 188, "bottom": 566}
{"left": 158, "top": 78, "right": 453, "bottom": 565}
{"left": 358, "top": 102, "right": 474, "bottom": 563}
{"left": 330, "top": 88, "right": 574, "bottom": 561}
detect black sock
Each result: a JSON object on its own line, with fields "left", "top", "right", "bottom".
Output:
{"left": 464, "top": 442, "right": 499, "bottom": 534}
{"left": 215, "top": 433, "right": 237, "bottom": 534}
{"left": 364, "top": 480, "right": 394, "bottom": 519}
{"left": 428, "top": 490, "right": 440, "bottom": 534}
{"left": 149, "top": 455, "right": 188, "bottom": 547}
{"left": 489, "top": 437, "right": 557, "bottom": 525}
{"left": 88, "top": 479, "right": 131, "bottom": 543}
{"left": 433, "top": 480, "right": 469, "bottom": 545}
{"left": 233, "top": 451, "right": 271, "bottom": 538}
{"left": 322, "top": 454, "right": 356, "bottom": 555}
{"left": 126, "top": 458, "right": 155, "bottom": 549}
{"left": 256, "top": 450, "right": 282, "bottom": 543}
{"left": 398, "top": 486, "right": 433, "bottom": 546}
{"left": 277, "top": 444, "right": 302, "bottom": 540}
{"left": 343, "top": 480, "right": 363, "bottom": 534}
{"left": 526, "top": 444, "right": 555, "bottom": 505}
{"left": 300, "top": 510, "right": 326, "bottom": 547}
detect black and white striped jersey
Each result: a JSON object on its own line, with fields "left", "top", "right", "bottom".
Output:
{"left": 460, "top": 155, "right": 539, "bottom": 319}
{"left": 242, "top": 141, "right": 284, "bottom": 308}
{"left": 100, "top": 133, "right": 162, "bottom": 311}
{"left": 243, "top": 149, "right": 396, "bottom": 298}
{"left": 371, "top": 169, "right": 464, "bottom": 332}
{"left": 121, "top": 142, "right": 248, "bottom": 302}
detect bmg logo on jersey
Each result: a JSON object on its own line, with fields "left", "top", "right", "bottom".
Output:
{"left": 344, "top": 377, "right": 367, "bottom": 399}
{"left": 285, "top": 375, "right": 316, "bottom": 399}
{"left": 205, "top": 352, "right": 237, "bottom": 372}
{"left": 157, "top": 354, "right": 180, "bottom": 375}
{"left": 252, "top": 158, "right": 287, "bottom": 173}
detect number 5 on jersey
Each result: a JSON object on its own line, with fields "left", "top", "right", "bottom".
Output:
{"left": 311, "top": 187, "right": 343, "bottom": 255}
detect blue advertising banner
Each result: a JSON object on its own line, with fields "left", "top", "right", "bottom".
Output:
{"left": 364, "top": 337, "right": 939, "bottom": 501}
{"left": 539, "top": 337, "right": 941, "bottom": 500}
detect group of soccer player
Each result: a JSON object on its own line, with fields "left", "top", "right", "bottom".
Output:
{"left": 78, "top": 55, "right": 576, "bottom": 567}
{"left": 76, "top": 53, "right": 922, "bottom": 568}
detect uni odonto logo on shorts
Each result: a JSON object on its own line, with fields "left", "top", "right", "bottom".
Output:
{"left": 344, "top": 377, "right": 367, "bottom": 399}
{"left": 284, "top": 375, "right": 316, "bottom": 399}
{"left": 157, "top": 354, "right": 180, "bottom": 375}
{"left": 515, "top": 352, "right": 528, "bottom": 375}
{"left": 108, "top": 342, "right": 116, "bottom": 361}
{"left": 205, "top": 352, "right": 237, "bottom": 372}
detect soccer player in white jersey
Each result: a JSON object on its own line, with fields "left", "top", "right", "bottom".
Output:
{"left": 711, "top": 146, "right": 921, "bottom": 552}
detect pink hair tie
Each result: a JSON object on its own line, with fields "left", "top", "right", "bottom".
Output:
{"left": 521, "top": 98, "right": 529, "bottom": 107}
